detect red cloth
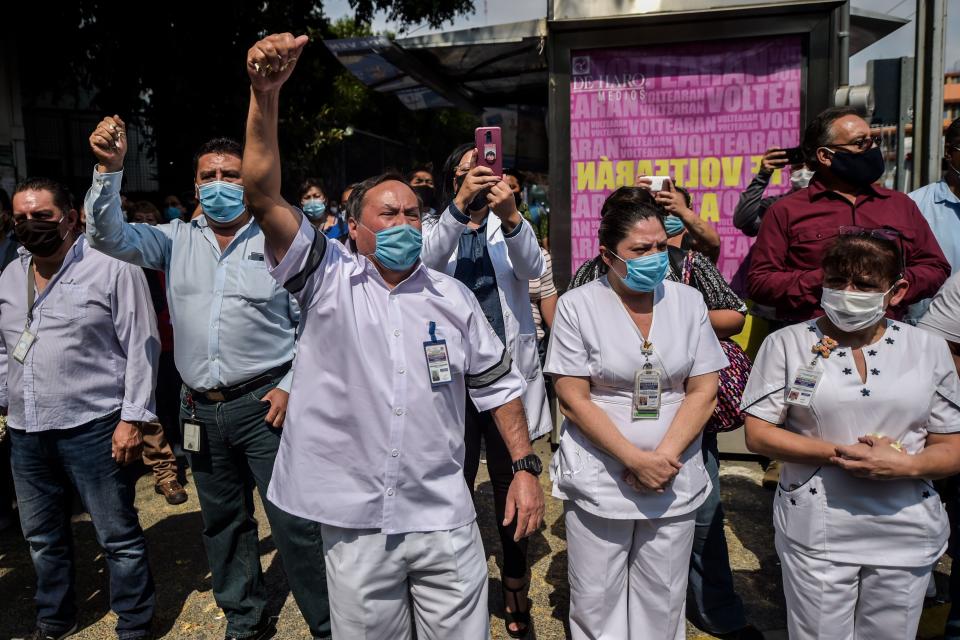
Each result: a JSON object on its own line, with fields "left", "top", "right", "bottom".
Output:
{"left": 747, "top": 177, "right": 950, "bottom": 322}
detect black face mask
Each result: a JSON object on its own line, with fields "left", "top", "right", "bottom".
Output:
{"left": 828, "top": 146, "right": 885, "bottom": 187}
{"left": 15, "top": 219, "right": 68, "bottom": 257}
{"left": 453, "top": 175, "right": 488, "bottom": 211}
{"left": 411, "top": 185, "right": 435, "bottom": 212}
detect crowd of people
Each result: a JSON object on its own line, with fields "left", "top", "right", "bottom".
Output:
{"left": 2, "top": 30, "right": 960, "bottom": 640}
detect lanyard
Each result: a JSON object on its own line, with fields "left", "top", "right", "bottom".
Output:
{"left": 612, "top": 286, "right": 657, "bottom": 370}
{"left": 25, "top": 259, "right": 36, "bottom": 330}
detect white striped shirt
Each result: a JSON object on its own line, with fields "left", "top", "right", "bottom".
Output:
{"left": 0, "top": 237, "right": 159, "bottom": 432}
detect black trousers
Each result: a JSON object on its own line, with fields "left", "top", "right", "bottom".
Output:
{"left": 462, "top": 400, "right": 528, "bottom": 580}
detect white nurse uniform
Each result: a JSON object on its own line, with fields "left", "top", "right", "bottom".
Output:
{"left": 742, "top": 318, "right": 960, "bottom": 640}
{"left": 545, "top": 276, "right": 728, "bottom": 640}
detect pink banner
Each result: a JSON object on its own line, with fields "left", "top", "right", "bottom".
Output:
{"left": 569, "top": 36, "right": 803, "bottom": 281}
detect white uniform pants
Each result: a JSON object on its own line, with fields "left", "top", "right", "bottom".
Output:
{"left": 321, "top": 520, "right": 489, "bottom": 640}
{"left": 565, "top": 503, "right": 697, "bottom": 640}
{"left": 776, "top": 533, "right": 932, "bottom": 640}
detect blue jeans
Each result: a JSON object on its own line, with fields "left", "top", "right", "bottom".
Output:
{"left": 686, "top": 432, "right": 748, "bottom": 634}
{"left": 181, "top": 379, "right": 330, "bottom": 639}
{"left": 9, "top": 412, "right": 155, "bottom": 639}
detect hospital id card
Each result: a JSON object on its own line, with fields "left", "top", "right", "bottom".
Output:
{"left": 785, "top": 365, "right": 823, "bottom": 407}
{"left": 633, "top": 369, "right": 661, "bottom": 420}
{"left": 423, "top": 340, "right": 453, "bottom": 386}
{"left": 183, "top": 421, "right": 202, "bottom": 453}
{"left": 12, "top": 329, "right": 36, "bottom": 364}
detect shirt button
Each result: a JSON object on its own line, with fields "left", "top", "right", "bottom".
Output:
{"left": 394, "top": 329, "right": 401, "bottom": 337}
{"left": 386, "top": 487, "right": 395, "bottom": 496}
{"left": 398, "top": 368, "right": 405, "bottom": 374}
{"left": 395, "top": 407, "right": 404, "bottom": 416}
{"left": 391, "top": 449, "right": 400, "bottom": 457}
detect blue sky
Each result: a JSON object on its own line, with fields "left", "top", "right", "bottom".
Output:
{"left": 323, "top": 0, "right": 960, "bottom": 82}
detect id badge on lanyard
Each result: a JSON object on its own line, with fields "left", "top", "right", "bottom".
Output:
{"left": 14, "top": 261, "right": 39, "bottom": 364}
{"left": 632, "top": 341, "right": 661, "bottom": 420}
{"left": 423, "top": 321, "right": 453, "bottom": 386}
{"left": 785, "top": 364, "right": 824, "bottom": 407}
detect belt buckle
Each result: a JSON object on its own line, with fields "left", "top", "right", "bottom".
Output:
{"left": 205, "top": 390, "right": 226, "bottom": 402}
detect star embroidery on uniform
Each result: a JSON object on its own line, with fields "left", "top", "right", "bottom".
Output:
{"left": 870, "top": 368, "right": 879, "bottom": 376}
{"left": 861, "top": 388, "right": 871, "bottom": 397}
{"left": 891, "top": 324, "right": 901, "bottom": 331}
{"left": 836, "top": 351, "right": 847, "bottom": 357}
{"left": 809, "top": 487, "right": 818, "bottom": 495}
{"left": 868, "top": 350, "right": 878, "bottom": 356}
{"left": 923, "top": 491, "right": 931, "bottom": 498}
{"left": 807, "top": 325, "right": 817, "bottom": 332}
{"left": 789, "top": 498, "right": 797, "bottom": 506}
{"left": 843, "top": 368, "right": 852, "bottom": 375}
{"left": 885, "top": 338, "right": 895, "bottom": 345}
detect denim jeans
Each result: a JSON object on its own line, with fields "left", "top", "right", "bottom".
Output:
{"left": 686, "top": 431, "right": 748, "bottom": 634}
{"left": 9, "top": 411, "right": 155, "bottom": 639}
{"left": 181, "top": 379, "right": 330, "bottom": 639}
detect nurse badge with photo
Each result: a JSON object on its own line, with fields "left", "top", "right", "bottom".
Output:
{"left": 632, "top": 340, "right": 662, "bottom": 419}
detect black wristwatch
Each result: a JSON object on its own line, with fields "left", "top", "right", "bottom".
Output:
{"left": 512, "top": 454, "right": 543, "bottom": 477}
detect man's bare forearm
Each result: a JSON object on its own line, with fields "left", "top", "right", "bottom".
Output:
{"left": 489, "top": 397, "right": 533, "bottom": 461}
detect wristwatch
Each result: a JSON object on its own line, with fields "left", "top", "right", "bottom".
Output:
{"left": 512, "top": 454, "right": 543, "bottom": 477}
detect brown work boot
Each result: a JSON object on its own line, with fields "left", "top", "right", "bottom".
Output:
{"left": 155, "top": 479, "right": 188, "bottom": 505}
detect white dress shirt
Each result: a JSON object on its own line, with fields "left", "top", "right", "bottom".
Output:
{"left": 0, "top": 237, "right": 159, "bottom": 432}
{"left": 742, "top": 319, "right": 960, "bottom": 567}
{"left": 265, "top": 218, "right": 525, "bottom": 534}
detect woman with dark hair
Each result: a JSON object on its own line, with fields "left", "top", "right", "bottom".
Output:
{"left": 566, "top": 187, "right": 757, "bottom": 638}
{"left": 422, "top": 143, "right": 551, "bottom": 638}
{"left": 743, "top": 230, "right": 960, "bottom": 640}
{"left": 298, "top": 177, "right": 347, "bottom": 241}
{"left": 546, "top": 187, "right": 728, "bottom": 639}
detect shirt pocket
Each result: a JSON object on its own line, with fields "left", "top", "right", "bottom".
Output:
{"left": 514, "top": 333, "right": 541, "bottom": 381}
{"left": 773, "top": 471, "right": 826, "bottom": 552}
{"left": 237, "top": 261, "right": 278, "bottom": 303}
{"left": 43, "top": 283, "right": 89, "bottom": 321}
{"left": 789, "top": 226, "right": 840, "bottom": 267}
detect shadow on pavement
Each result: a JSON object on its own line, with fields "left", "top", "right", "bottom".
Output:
{"left": 0, "top": 506, "right": 291, "bottom": 639}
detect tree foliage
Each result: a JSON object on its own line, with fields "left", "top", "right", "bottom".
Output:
{"left": 14, "top": 1, "right": 478, "bottom": 197}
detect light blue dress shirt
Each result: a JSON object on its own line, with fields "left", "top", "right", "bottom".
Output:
{"left": 84, "top": 169, "right": 297, "bottom": 392}
{"left": 0, "top": 237, "right": 159, "bottom": 432}
{"left": 907, "top": 179, "right": 960, "bottom": 320}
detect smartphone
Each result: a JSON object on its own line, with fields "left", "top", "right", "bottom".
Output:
{"left": 639, "top": 176, "right": 671, "bottom": 192}
{"left": 781, "top": 146, "right": 805, "bottom": 165}
{"left": 475, "top": 126, "right": 503, "bottom": 178}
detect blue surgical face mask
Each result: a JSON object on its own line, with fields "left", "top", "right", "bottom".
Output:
{"left": 362, "top": 222, "right": 423, "bottom": 271}
{"left": 164, "top": 206, "right": 182, "bottom": 221}
{"left": 302, "top": 199, "right": 327, "bottom": 220}
{"left": 610, "top": 250, "right": 669, "bottom": 292}
{"left": 663, "top": 215, "right": 685, "bottom": 237}
{"left": 198, "top": 181, "right": 245, "bottom": 224}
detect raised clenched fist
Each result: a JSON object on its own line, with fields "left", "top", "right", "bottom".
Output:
{"left": 247, "top": 33, "right": 309, "bottom": 93}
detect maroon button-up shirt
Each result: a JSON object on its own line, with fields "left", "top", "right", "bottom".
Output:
{"left": 747, "top": 177, "right": 950, "bottom": 321}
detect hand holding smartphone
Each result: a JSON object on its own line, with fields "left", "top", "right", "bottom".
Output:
{"left": 475, "top": 126, "right": 502, "bottom": 178}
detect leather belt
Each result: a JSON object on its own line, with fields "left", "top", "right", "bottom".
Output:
{"left": 190, "top": 362, "right": 292, "bottom": 403}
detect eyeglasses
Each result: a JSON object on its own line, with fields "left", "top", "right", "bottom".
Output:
{"left": 830, "top": 135, "right": 882, "bottom": 152}
{"left": 838, "top": 225, "right": 905, "bottom": 273}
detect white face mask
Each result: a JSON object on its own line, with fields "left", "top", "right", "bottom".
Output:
{"left": 790, "top": 168, "right": 814, "bottom": 190}
{"left": 820, "top": 285, "right": 894, "bottom": 332}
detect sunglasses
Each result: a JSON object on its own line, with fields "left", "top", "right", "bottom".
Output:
{"left": 838, "top": 225, "right": 905, "bottom": 274}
